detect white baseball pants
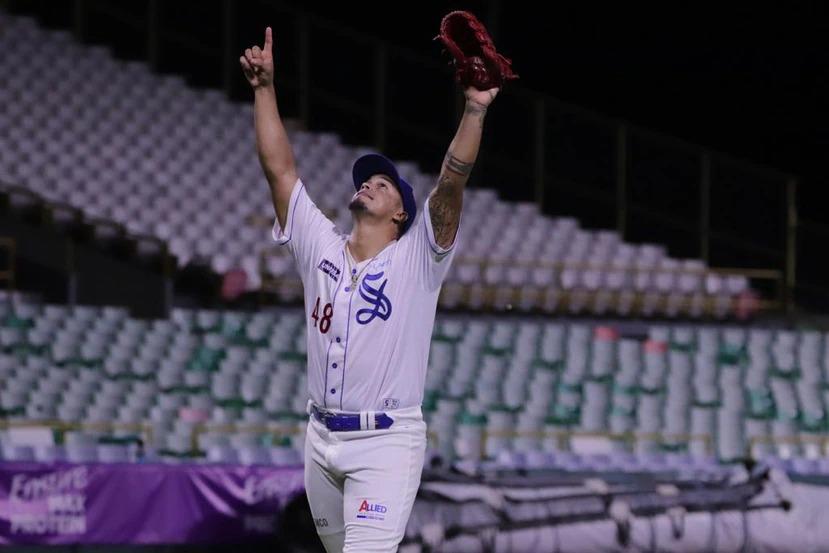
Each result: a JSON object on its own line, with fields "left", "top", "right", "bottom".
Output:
{"left": 304, "top": 405, "right": 427, "bottom": 553}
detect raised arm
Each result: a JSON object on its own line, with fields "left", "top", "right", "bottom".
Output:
{"left": 240, "top": 27, "right": 298, "bottom": 228}
{"left": 429, "top": 87, "right": 499, "bottom": 249}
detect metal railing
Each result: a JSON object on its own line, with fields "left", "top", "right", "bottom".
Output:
{"left": 0, "top": 418, "right": 305, "bottom": 459}
{"left": 435, "top": 429, "right": 717, "bottom": 458}
{"left": 0, "top": 237, "right": 15, "bottom": 291}
{"left": 0, "top": 418, "right": 153, "bottom": 445}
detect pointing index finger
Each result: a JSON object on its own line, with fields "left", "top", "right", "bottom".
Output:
{"left": 264, "top": 27, "right": 273, "bottom": 54}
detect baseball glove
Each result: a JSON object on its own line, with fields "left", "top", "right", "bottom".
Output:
{"left": 435, "top": 10, "right": 518, "bottom": 91}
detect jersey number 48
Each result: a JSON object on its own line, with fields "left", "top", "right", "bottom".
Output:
{"left": 311, "top": 297, "right": 333, "bottom": 334}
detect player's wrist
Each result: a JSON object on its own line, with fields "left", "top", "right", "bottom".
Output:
{"left": 464, "top": 99, "right": 488, "bottom": 115}
{"left": 253, "top": 82, "right": 276, "bottom": 94}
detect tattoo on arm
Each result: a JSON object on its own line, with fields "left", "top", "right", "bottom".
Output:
{"left": 444, "top": 153, "right": 474, "bottom": 176}
{"left": 427, "top": 95, "right": 492, "bottom": 248}
{"left": 430, "top": 175, "right": 462, "bottom": 248}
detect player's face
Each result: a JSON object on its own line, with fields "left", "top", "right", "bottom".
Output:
{"left": 350, "top": 174, "right": 404, "bottom": 222}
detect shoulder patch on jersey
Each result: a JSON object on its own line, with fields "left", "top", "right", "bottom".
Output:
{"left": 317, "top": 259, "right": 341, "bottom": 282}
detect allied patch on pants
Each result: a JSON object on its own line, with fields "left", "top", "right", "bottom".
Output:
{"left": 356, "top": 499, "right": 388, "bottom": 521}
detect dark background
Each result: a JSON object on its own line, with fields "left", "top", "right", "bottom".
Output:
{"left": 288, "top": 1, "right": 829, "bottom": 219}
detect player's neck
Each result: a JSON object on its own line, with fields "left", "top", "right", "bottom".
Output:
{"left": 348, "top": 218, "right": 396, "bottom": 263}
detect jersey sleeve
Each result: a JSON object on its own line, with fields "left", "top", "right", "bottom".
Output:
{"left": 272, "top": 179, "right": 341, "bottom": 278}
{"left": 398, "top": 195, "right": 460, "bottom": 292}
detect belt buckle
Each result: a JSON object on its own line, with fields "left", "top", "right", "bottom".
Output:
{"left": 322, "top": 412, "right": 334, "bottom": 427}
{"left": 316, "top": 407, "right": 336, "bottom": 430}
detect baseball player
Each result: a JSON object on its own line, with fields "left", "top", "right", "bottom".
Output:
{"left": 240, "top": 27, "right": 497, "bottom": 552}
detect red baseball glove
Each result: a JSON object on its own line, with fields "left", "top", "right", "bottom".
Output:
{"left": 435, "top": 10, "right": 518, "bottom": 91}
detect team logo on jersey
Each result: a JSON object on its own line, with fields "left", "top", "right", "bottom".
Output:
{"left": 356, "top": 271, "right": 392, "bottom": 325}
{"left": 317, "top": 259, "right": 340, "bottom": 282}
{"left": 356, "top": 499, "right": 388, "bottom": 521}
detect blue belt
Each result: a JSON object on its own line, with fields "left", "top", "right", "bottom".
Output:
{"left": 311, "top": 404, "right": 394, "bottom": 432}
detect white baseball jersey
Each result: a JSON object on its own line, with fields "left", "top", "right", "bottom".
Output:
{"left": 272, "top": 178, "right": 457, "bottom": 413}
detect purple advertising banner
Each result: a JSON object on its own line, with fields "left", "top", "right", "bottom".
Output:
{"left": 0, "top": 461, "right": 305, "bottom": 545}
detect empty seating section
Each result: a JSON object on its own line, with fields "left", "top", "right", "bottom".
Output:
{"left": 441, "top": 210, "right": 749, "bottom": 316}
{"left": 0, "top": 13, "right": 748, "bottom": 316}
{"left": 0, "top": 294, "right": 306, "bottom": 466}
{"left": 428, "top": 319, "right": 829, "bottom": 475}
{"left": 0, "top": 291, "right": 826, "bottom": 475}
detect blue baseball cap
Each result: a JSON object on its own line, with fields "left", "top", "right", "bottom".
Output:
{"left": 352, "top": 153, "right": 417, "bottom": 236}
